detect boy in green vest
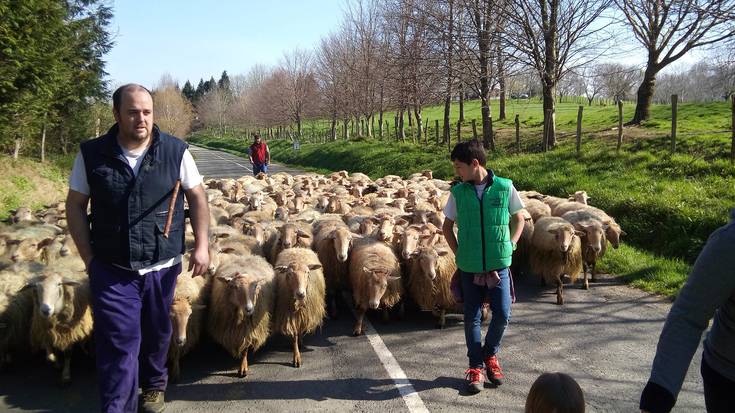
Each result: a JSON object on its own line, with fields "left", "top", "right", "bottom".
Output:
{"left": 442, "top": 140, "right": 526, "bottom": 394}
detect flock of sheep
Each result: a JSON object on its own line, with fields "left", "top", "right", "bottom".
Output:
{"left": 0, "top": 169, "right": 624, "bottom": 383}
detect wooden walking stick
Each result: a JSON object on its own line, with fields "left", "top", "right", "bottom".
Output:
{"left": 163, "top": 180, "right": 181, "bottom": 239}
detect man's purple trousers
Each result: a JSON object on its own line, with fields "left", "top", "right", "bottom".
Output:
{"left": 88, "top": 258, "right": 180, "bottom": 413}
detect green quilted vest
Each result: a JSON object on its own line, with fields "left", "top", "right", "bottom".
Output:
{"left": 450, "top": 175, "right": 513, "bottom": 273}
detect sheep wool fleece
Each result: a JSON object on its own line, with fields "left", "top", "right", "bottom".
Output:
{"left": 450, "top": 176, "right": 513, "bottom": 273}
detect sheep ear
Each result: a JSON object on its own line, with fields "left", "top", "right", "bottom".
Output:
{"left": 192, "top": 304, "right": 207, "bottom": 311}
{"left": 216, "top": 273, "right": 235, "bottom": 283}
{"left": 362, "top": 266, "right": 372, "bottom": 275}
{"left": 437, "top": 249, "right": 450, "bottom": 256}
{"left": 620, "top": 230, "right": 627, "bottom": 236}
{"left": 574, "top": 230, "right": 586, "bottom": 237}
{"left": 221, "top": 247, "right": 238, "bottom": 254}
{"left": 62, "top": 278, "right": 81, "bottom": 286}
{"left": 547, "top": 229, "right": 557, "bottom": 235}
{"left": 37, "top": 237, "right": 55, "bottom": 250}
{"left": 387, "top": 275, "right": 401, "bottom": 282}
{"left": 274, "top": 265, "right": 289, "bottom": 273}
{"left": 395, "top": 218, "right": 409, "bottom": 226}
{"left": 297, "top": 230, "right": 311, "bottom": 239}
{"left": 308, "top": 264, "right": 322, "bottom": 271}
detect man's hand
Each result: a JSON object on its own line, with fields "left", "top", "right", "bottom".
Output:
{"left": 188, "top": 245, "right": 209, "bottom": 277}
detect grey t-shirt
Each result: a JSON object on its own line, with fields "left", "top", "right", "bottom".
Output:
{"left": 648, "top": 209, "right": 735, "bottom": 398}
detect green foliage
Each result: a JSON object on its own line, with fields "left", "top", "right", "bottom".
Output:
{"left": 0, "top": 0, "right": 113, "bottom": 158}
{"left": 182, "top": 80, "right": 195, "bottom": 102}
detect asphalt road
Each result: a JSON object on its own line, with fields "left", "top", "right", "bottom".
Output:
{"left": 0, "top": 146, "right": 706, "bottom": 412}
{"left": 188, "top": 144, "right": 307, "bottom": 179}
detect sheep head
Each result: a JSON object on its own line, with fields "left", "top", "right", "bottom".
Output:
{"left": 275, "top": 262, "right": 322, "bottom": 304}
{"left": 331, "top": 227, "right": 353, "bottom": 263}
{"left": 169, "top": 298, "right": 205, "bottom": 347}
{"left": 579, "top": 222, "right": 606, "bottom": 255}
{"left": 23, "top": 272, "right": 80, "bottom": 319}
{"left": 412, "top": 247, "right": 450, "bottom": 280}
{"left": 362, "top": 267, "right": 400, "bottom": 310}
{"left": 217, "top": 272, "right": 265, "bottom": 321}
{"left": 547, "top": 226, "right": 580, "bottom": 253}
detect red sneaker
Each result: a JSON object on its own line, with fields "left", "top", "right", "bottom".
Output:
{"left": 464, "top": 368, "right": 484, "bottom": 394}
{"left": 484, "top": 355, "right": 505, "bottom": 385}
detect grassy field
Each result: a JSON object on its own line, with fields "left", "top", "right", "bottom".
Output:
{"left": 189, "top": 98, "right": 735, "bottom": 298}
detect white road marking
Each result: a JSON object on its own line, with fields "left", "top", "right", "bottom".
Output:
{"left": 344, "top": 292, "right": 430, "bottom": 413}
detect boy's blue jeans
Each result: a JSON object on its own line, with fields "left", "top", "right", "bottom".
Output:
{"left": 253, "top": 163, "right": 268, "bottom": 175}
{"left": 461, "top": 268, "right": 512, "bottom": 368}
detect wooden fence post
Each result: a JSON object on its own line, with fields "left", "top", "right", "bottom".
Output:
{"left": 671, "top": 94, "right": 678, "bottom": 153}
{"left": 456, "top": 120, "right": 462, "bottom": 143}
{"left": 576, "top": 105, "right": 583, "bottom": 155}
{"left": 472, "top": 119, "right": 478, "bottom": 141}
{"left": 616, "top": 101, "right": 623, "bottom": 151}
{"left": 515, "top": 114, "right": 520, "bottom": 152}
{"left": 435, "top": 119, "right": 439, "bottom": 145}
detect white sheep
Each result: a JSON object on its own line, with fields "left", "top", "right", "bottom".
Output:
{"left": 273, "top": 248, "right": 326, "bottom": 368}
{"left": 348, "top": 240, "right": 403, "bottom": 336}
{"left": 312, "top": 219, "right": 355, "bottom": 318}
{"left": 562, "top": 210, "right": 607, "bottom": 289}
{"left": 407, "top": 245, "right": 457, "bottom": 328}
{"left": 530, "top": 217, "right": 584, "bottom": 305}
{"left": 167, "top": 272, "right": 208, "bottom": 381}
{"left": 208, "top": 255, "right": 275, "bottom": 377}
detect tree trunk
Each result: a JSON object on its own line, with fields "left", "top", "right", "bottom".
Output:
{"left": 41, "top": 122, "right": 47, "bottom": 163}
{"left": 459, "top": 85, "right": 465, "bottom": 122}
{"left": 542, "top": 86, "right": 557, "bottom": 149}
{"left": 478, "top": 11, "right": 493, "bottom": 151}
{"left": 398, "top": 109, "right": 406, "bottom": 142}
{"left": 296, "top": 115, "right": 302, "bottom": 137}
{"left": 414, "top": 106, "right": 422, "bottom": 143}
{"left": 379, "top": 110, "right": 384, "bottom": 138}
{"left": 630, "top": 63, "right": 659, "bottom": 124}
{"left": 330, "top": 115, "right": 337, "bottom": 141}
{"left": 13, "top": 135, "right": 21, "bottom": 160}
{"left": 497, "top": 33, "right": 506, "bottom": 121}
{"left": 443, "top": 0, "right": 454, "bottom": 145}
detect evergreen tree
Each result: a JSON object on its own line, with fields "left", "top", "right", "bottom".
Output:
{"left": 182, "top": 80, "right": 195, "bottom": 101}
{"left": 218, "top": 70, "right": 231, "bottom": 92}
{"left": 194, "top": 78, "right": 205, "bottom": 102}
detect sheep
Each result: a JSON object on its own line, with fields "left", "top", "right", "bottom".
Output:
{"left": 0, "top": 263, "right": 44, "bottom": 368}
{"left": 569, "top": 190, "right": 590, "bottom": 204}
{"left": 25, "top": 269, "right": 93, "bottom": 384}
{"left": 530, "top": 217, "right": 584, "bottom": 305}
{"left": 273, "top": 248, "right": 326, "bottom": 368}
{"left": 268, "top": 222, "right": 313, "bottom": 264}
{"left": 407, "top": 246, "right": 457, "bottom": 328}
{"left": 10, "top": 207, "right": 34, "bottom": 224}
{"left": 511, "top": 209, "right": 535, "bottom": 277}
{"left": 551, "top": 200, "right": 588, "bottom": 217}
{"left": 524, "top": 198, "right": 552, "bottom": 222}
{"left": 348, "top": 240, "right": 403, "bottom": 336}
{"left": 208, "top": 255, "right": 275, "bottom": 377}
{"left": 312, "top": 219, "right": 355, "bottom": 318}
{"left": 568, "top": 207, "right": 626, "bottom": 248}
{"left": 541, "top": 195, "right": 570, "bottom": 212}
{"left": 562, "top": 211, "right": 607, "bottom": 289}
{"left": 209, "top": 205, "right": 230, "bottom": 227}
{"left": 167, "top": 271, "right": 208, "bottom": 381}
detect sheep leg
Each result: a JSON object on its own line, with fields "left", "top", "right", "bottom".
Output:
{"left": 238, "top": 347, "right": 249, "bottom": 377}
{"left": 353, "top": 307, "right": 366, "bottom": 336}
{"left": 480, "top": 305, "right": 489, "bottom": 323}
{"left": 397, "top": 302, "right": 405, "bottom": 320}
{"left": 556, "top": 276, "right": 564, "bottom": 305}
{"left": 60, "top": 349, "right": 71, "bottom": 385}
{"left": 170, "top": 354, "right": 181, "bottom": 382}
{"left": 436, "top": 309, "right": 446, "bottom": 329}
{"left": 292, "top": 335, "right": 301, "bottom": 368}
{"left": 381, "top": 307, "right": 390, "bottom": 323}
{"left": 583, "top": 267, "right": 590, "bottom": 290}
{"left": 591, "top": 262, "right": 597, "bottom": 282}
{"left": 328, "top": 294, "right": 339, "bottom": 319}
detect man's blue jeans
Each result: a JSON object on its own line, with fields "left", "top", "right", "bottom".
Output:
{"left": 253, "top": 163, "right": 268, "bottom": 176}
{"left": 461, "top": 268, "right": 512, "bottom": 368}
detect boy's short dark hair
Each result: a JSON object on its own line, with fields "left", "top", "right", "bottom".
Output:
{"left": 450, "top": 140, "right": 486, "bottom": 166}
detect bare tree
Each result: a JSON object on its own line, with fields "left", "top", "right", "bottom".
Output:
{"left": 197, "top": 87, "right": 232, "bottom": 135}
{"left": 503, "top": 0, "right": 611, "bottom": 148}
{"left": 279, "top": 48, "right": 319, "bottom": 137}
{"left": 615, "top": 0, "right": 735, "bottom": 123}
{"left": 596, "top": 63, "right": 641, "bottom": 102}
{"left": 582, "top": 65, "right": 604, "bottom": 105}
{"left": 152, "top": 80, "right": 194, "bottom": 138}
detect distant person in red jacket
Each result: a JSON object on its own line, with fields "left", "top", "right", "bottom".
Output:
{"left": 248, "top": 133, "right": 270, "bottom": 176}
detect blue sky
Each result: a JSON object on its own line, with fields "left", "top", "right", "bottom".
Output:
{"left": 105, "top": 0, "right": 346, "bottom": 89}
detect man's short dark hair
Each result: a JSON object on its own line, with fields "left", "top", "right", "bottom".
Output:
{"left": 450, "top": 140, "right": 486, "bottom": 166}
{"left": 253, "top": 133, "right": 261, "bottom": 140}
{"left": 112, "top": 84, "right": 152, "bottom": 112}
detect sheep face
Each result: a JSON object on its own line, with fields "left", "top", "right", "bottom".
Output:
{"left": 207, "top": 237, "right": 223, "bottom": 276}
{"left": 273, "top": 192, "right": 291, "bottom": 207}
{"left": 274, "top": 206, "right": 289, "bottom": 221}
{"left": 275, "top": 263, "right": 322, "bottom": 302}
{"left": 572, "top": 191, "right": 590, "bottom": 204}
{"left": 248, "top": 193, "right": 265, "bottom": 211}
{"left": 9, "top": 237, "right": 53, "bottom": 262}
{"left": 400, "top": 227, "right": 422, "bottom": 260}
{"left": 377, "top": 217, "right": 400, "bottom": 242}
{"left": 244, "top": 222, "right": 266, "bottom": 245}
{"left": 580, "top": 223, "right": 605, "bottom": 255}
{"left": 331, "top": 228, "right": 353, "bottom": 262}
{"left": 25, "top": 273, "right": 80, "bottom": 319}
{"left": 218, "top": 273, "right": 263, "bottom": 320}
{"left": 325, "top": 197, "right": 342, "bottom": 214}
{"left": 12, "top": 207, "right": 33, "bottom": 223}
{"left": 390, "top": 199, "right": 409, "bottom": 212}
{"left": 547, "top": 227, "right": 577, "bottom": 253}
{"left": 169, "top": 298, "right": 193, "bottom": 347}
{"left": 359, "top": 218, "right": 378, "bottom": 236}
{"left": 363, "top": 268, "right": 400, "bottom": 309}
{"left": 606, "top": 224, "right": 625, "bottom": 249}
{"left": 59, "top": 234, "right": 77, "bottom": 257}
{"left": 278, "top": 225, "right": 311, "bottom": 250}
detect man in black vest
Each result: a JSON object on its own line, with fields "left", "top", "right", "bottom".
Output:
{"left": 66, "top": 84, "right": 210, "bottom": 413}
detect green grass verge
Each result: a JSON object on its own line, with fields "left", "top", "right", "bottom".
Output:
{"left": 0, "top": 154, "right": 73, "bottom": 220}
